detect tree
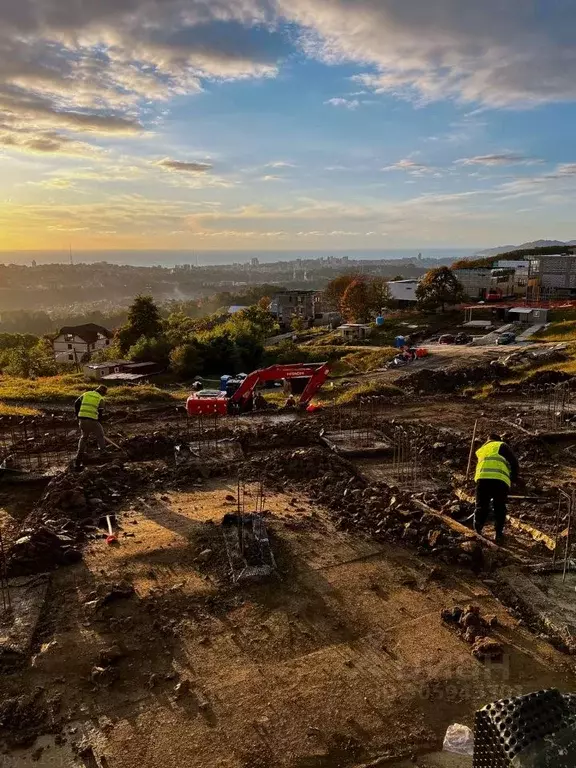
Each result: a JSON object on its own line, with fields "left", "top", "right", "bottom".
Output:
{"left": 117, "top": 295, "right": 163, "bottom": 354}
{"left": 4, "top": 340, "right": 58, "bottom": 378}
{"left": 291, "top": 315, "right": 306, "bottom": 333}
{"left": 164, "top": 311, "right": 197, "bottom": 348}
{"left": 233, "top": 306, "right": 278, "bottom": 340}
{"left": 340, "top": 276, "right": 390, "bottom": 323}
{"left": 127, "top": 335, "right": 171, "bottom": 366}
{"left": 324, "top": 274, "right": 357, "bottom": 311}
{"left": 170, "top": 341, "right": 205, "bottom": 379}
{"left": 392, "top": 274, "right": 404, "bottom": 281}
{"left": 416, "top": 267, "right": 465, "bottom": 312}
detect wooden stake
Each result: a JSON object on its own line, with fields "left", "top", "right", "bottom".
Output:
{"left": 465, "top": 419, "right": 479, "bottom": 481}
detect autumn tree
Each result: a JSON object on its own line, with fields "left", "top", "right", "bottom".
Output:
{"left": 416, "top": 267, "right": 465, "bottom": 312}
{"left": 324, "top": 274, "right": 357, "bottom": 311}
{"left": 340, "top": 277, "right": 389, "bottom": 323}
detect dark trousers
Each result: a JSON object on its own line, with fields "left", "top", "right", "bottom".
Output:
{"left": 475, "top": 479, "right": 509, "bottom": 536}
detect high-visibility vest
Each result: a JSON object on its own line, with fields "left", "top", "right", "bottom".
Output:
{"left": 78, "top": 391, "right": 103, "bottom": 420}
{"left": 475, "top": 441, "right": 511, "bottom": 487}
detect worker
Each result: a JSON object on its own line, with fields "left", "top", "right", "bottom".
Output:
{"left": 474, "top": 432, "right": 519, "bottom": 543}
{"left": 284, "top": 395, "right": 296, "bottom": 409}
{"left": 74, "top": 385, "right": 108, "bottom": 469}
{"left": 253, "top": 392, "right": 267, "bottom": 410}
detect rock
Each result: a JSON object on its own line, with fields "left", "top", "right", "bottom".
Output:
{"left": 90, "top": 666, "right": 118, "bottom": 686}
{"left": 225, "top": 494, "right": 236, "bottom": 502}
{"left": 472, "top": 637, "right": 504, "bottom": 661}
{"left": 174, "top": 680, "right": 191, "bottom": 699}
{"left": 98, "top": 644, "right": 125, "bottom": 665}
{"left": 196, "top": 548, "right": 213, "bottom": 563}
{"left": 441, "top": 606, "right": 463, "bottom": 624}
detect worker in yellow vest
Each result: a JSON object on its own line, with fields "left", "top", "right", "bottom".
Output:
{"left": 474, "top": 433, "right": 519, "bottom": 543}
{"left": 74, "top": 385, "right": 108, "bottom": 469}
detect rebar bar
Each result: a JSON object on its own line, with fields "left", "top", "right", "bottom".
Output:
{"left": 0, "top": 527, "right": 11, "bottom": 615}
{"left": 563, "top": 489, "right": 575, "bottom": 584}
{"left": 552, "top": 494, "right": 564, "bottom": 568}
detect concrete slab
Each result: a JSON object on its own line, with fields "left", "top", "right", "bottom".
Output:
{"left": 0, "top": 574, "right": 50, "bottom": 666}
{"left": 387, "top": 753, "right": 472, "bottom": 768}
{"left": 321, "top": 430, "right": 392, "bottom": 458}
{"left": 175, "top": 439, "right": 244, "bottom": 465}
{"left": 499, "top": 566, "right": 576, "bottom": 651}
{"left": 355, "top": 457, "right": 440, "bottom": 492}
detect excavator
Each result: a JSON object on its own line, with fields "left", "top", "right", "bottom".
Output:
{"left": 186, "top": 362, "right": 330, "bottom": 416}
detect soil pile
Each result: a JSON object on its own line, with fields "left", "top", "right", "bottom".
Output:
{"left": 240, "top": 419, "right": 321, "bottom": 449}
{"left": 122, "top": 433, "right": 175, "bottom": 460}
{"left": 495, "top": 370, "right": 575, "bottom": 395}
{"left": 400, "top": 360, "right": 509, "bottom": 394}
{"left": 8, "top": 462, "right": 148, "bottom": 576}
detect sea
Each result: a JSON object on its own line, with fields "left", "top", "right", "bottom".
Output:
{"left": 1, "top": 248, "right": 481, "bottom": 267}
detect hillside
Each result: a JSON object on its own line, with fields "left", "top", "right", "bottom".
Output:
{"left": 477, "top": 239, "right": 576, "bottom": 257}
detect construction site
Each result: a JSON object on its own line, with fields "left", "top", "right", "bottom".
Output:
{"left": 2, "top": 343, "right": 576, "bottom": 768}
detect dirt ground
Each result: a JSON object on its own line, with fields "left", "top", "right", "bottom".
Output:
{"left": 2, "top": 478, "right": 575, "bottom": 768}
{"left": 2, "top": 342, "right": 576, "bottom": 767}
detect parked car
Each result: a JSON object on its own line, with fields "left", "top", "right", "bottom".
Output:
{"left": 438, "top": 334, "right": 456, "bottom": 344}
{"left": 496, "top": 332, "right": 516, "bottom": 345}
{"left": 454, "top": 333, "right": 473, "bottom": 345}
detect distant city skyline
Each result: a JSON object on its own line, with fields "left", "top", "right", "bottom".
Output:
{"left": 1, "top": 1, "right": 575, "bottom": 251}
{"left": 0, "top": 248, "right": 472, "bottom": 267}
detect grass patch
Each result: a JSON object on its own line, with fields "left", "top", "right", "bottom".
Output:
{"left": 334, "top": 380, "right": 403, "bottom": 405}
{"left": 534, "top": 320, "right": 576, "bottom": 342}
{"left": 0, "top": 374, "right": 185, "bottom": 405}
{"left": 0, "top": 403, "right": 42, "bottom": 417}
{"left": 334, "top": 347, "right": 397, "bottom": 375}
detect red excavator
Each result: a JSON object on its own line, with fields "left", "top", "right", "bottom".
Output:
{"left": 186, "top": 363, "right": 330, "bottom": 416}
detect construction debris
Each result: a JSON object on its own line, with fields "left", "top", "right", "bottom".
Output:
{"left": 441, "top": 604, "right": 504, "bottom": 661}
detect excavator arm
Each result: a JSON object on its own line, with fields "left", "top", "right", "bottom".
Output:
{"left": 232, "top": 363, "right": 329, "bottom": 408}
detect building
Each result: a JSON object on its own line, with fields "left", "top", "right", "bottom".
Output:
{"left": 528, "top": 253, "right": 576, "bottom": 298}
{"left": 453, "top": 269, "right": 493, "bottom": 299}
{"left": 269, "top": 290, "right": 322, "bottom": 329}
{"left": 52, "top": 324, "right": 113, "bottom": 363}
{"left": 508, "top": 307, "right": 549, "bottom": 325}
{"left": 83, "top": 360, "right": 129, "bottom": 380}
{"left": 338, "top": 323, "right": 372, "bottom": 341}
{"left": 84, "top": 360, "right": 163, "bottom": 382}
{"left": 387, "top": 279, "right": 419, "bottom": 307}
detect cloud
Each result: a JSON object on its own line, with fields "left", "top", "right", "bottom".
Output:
{"left": 259, "top": 174, "right": 284, "bottom": 181}
{"left": 457, "top": 153, "right": 540, "bottom": 167}
{"left": 497, "top": 162, "right": 576, "bottom": 198}
{"left": 0, "top": 0, "right": 286, "bottom": 156}
{"left": 156, "top": 158, "right": 213, "bottom": 173}
{"left": 324, "top": 97, "right": 360, "bottom": 109}
{"left": 282, "top": 0, "right": 576, "bottom": 107}
{"left": 381, "top": 158, "right": 433, "bottom": 176}
{"left": 265, "top": 160, "right": 296, "bottom": 168}
{"left": 0, "top": 128, "right": 101, "bottom": 156}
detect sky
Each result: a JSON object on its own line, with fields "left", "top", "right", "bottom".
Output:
{"left": 1, "top": 0, "right": 576, "bottom": 254}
